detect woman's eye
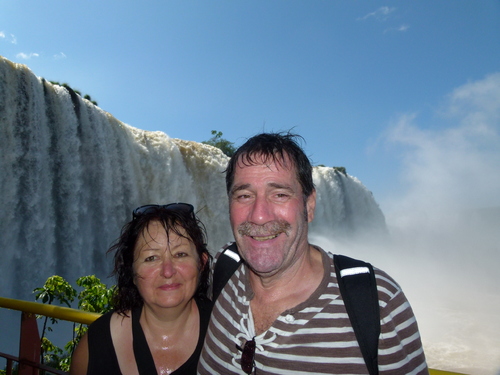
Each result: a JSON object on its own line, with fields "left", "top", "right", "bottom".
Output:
{"left": 144, "top": 255, "right": 156, "bottom": 262}
{"left": 174, "top": 252, "right": 188, "bottom": 258}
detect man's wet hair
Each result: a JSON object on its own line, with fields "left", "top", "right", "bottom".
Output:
{"left": 225, "top": 131, "right": 315, "bottom": 198}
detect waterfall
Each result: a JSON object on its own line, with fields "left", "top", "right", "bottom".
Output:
{"left": 313, "top": 167, "right": 386, "bottom": 238}
{"left": 0, "top": 55, "right": 386, "bottom": 301}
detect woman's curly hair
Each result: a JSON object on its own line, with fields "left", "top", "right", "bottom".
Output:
{"left": 107, "top": 205, "right": 212, "bottom": 315}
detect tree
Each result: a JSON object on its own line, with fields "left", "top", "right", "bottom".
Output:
{"left": 202, "top": 130, "right": 236, "bottom": 157}
{"left": 32, "top": 275, "right": 115, "bottom": 371}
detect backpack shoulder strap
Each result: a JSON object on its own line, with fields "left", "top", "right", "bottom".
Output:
{"left": 334, "top": 254, "right": 380, "bottom": 375}
{"left": 212, "top": 242, "right": 242, "bottom": 302}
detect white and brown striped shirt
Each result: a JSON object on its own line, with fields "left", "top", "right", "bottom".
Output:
{"left": 198, "top": 246, "right": 428, "bottom": 375}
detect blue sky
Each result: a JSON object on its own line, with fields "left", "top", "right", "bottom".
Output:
{"left": 2, "top": 0, "right": 499, "bottom": 215}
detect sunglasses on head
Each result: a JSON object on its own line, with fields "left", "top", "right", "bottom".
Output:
{"left": 237, "top": 337, "right": 256, "bottom": 374}
{"left": 132, "top": 203, "right": 194, "bottom": 219}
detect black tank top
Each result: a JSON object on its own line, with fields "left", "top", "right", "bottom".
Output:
{"left": 86, "top": 298, "right": 212, "bottom": 374}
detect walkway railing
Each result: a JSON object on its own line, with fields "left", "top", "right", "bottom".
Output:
{"left": 0, "top": 296, "right": 466, "bottom": 375}
{"left": 0, "top": 297, "right": 100, "bottom": 375}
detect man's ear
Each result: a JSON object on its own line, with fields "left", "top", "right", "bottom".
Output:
{"left": 306, "top": 189, "right": 316, "bottom": 223}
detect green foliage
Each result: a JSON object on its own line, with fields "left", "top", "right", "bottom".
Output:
{"left": 49, "top": 81, "right": 99, "bottom": 106}
{"left": 41, "top": 336, "right": 67, "bottom": 371}
{"left": 202, "top": 130, "right": 236, "bottom": 157}
{"left": 33, "top": 275, "right": 115, "bottom": 372}
{"left": 34, "top": 275, "right": 76, "bottom": 307}
{"left": 333, "top": 166, "right": 347, "bottom": 175}
{"left": 76, "top": 275, "right": 115, "bottom": 313}
{"left": 34, "top": 275, "right": 76, "bottom": 339}
{"left": 0, "top": 366, "right": 17, "bottom": 374}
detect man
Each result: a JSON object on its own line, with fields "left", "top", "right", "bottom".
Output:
{"left": 198, "top": 132, "right": 428, "bottom": 374}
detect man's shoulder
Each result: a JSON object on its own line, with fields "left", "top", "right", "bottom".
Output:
{"left": 315, "top": 247, "right": 404, "bottom": 301}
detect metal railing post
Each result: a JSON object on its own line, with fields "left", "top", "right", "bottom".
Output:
{"left": 18, "top": 312, "right": 40, "bottom": 375}
{"left": 6, "top": 358, "right": 13, "bottom": 375}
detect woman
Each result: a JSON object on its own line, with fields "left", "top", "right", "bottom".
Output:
{"left": 70, "top": 203, "right": 212, "bottom": 375}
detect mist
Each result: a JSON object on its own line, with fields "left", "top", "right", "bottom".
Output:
{"left": 313, "top": 73, "right": 500, "bottom": 374}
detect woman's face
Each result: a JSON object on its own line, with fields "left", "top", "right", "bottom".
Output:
{"left": 132, "top": 220, "right": 204, "bottom": 311}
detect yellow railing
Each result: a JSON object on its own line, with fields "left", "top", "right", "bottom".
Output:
{"left": 0, "top": 297, "right": 467, "bottom": 375}
{"left": 0, "top": 297, "right": 100, "bottom": 375}
{"left": 0, "top": 296, "right": 100, "bottom": 325}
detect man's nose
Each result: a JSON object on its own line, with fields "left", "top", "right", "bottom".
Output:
{"left": 248, "top": 195, "right": 273, "bottom": 224}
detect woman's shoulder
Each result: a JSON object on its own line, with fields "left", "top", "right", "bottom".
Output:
{"left": 88, "top": 310, "right": 114, "bottom": 332}
{"left": 89, "top": 310, "right": 132, "bottom": 335}
{"left": 109, "top": 310, "right": 133, "bottom": 335}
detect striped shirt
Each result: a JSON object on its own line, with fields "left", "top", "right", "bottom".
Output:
{"left": 198, "top": 246, "right": 428, "bottom": 375}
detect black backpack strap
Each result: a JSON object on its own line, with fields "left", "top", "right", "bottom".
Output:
{"left": 212, "top": 242, "right": 242, "bottom": 302}
{"left": 334, "top": 254, "right": 380, "bottom": 375}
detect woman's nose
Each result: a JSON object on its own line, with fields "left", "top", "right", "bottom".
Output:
{"left": 161, "top": 258, "right": 176, "bottom": 278}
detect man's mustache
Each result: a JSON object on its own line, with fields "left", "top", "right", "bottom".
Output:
{"left": 237, "top": 220, "right": 291, "bottom": 237}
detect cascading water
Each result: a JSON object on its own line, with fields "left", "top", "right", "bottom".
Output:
{"left": 0, "top": 56, "right": 386, "bottom": 302}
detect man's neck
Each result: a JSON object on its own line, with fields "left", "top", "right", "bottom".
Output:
{"left": 248, "top": 245, "right": 324, "bottom": 335}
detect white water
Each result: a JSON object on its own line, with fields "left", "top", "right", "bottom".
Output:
{"left": 0, "top": 57, "right": 230, "bottom": 299}
{"left": 1, "top": 56, "right": 498, "bottom": 374}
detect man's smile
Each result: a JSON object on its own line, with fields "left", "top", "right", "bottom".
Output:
{"left": 249, "top": 234, "right": 280, "bottom": 241}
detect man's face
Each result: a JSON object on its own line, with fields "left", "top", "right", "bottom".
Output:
{"left": 229, "top": 154, "right": 316, "bottom": 277}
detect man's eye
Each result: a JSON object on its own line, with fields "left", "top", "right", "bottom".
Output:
{"left": 275, "top": 193, "right": 290, "bottom": 200}
{"left": 235, "top": 193, "right": 251, "bottom": 201}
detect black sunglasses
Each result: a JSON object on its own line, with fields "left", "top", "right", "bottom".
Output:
{"left": 237, "top": 337, "right": 256, "bottom": 374}
{"left": 132, "top": 203, "right": 194, "bottom": 219}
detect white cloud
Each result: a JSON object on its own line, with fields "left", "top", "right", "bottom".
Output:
{"left": 16, "top": 52, "right": 40, "bottom": 60}
{"left": 383, "top": 73, "right": 500, "bottom": 219}
{"left": 54, "top": 52, "right": 67, "bottom": 60}
{"left": 358, "top": 6, "right": 396, "bottom": 21}
{"left": 0, "top": 31, "right": 16, "bottom": 44}
{"left": 384, "top": 24, "right": 410, "bottom": 34}
{"left": 444, "top": 72, "right": 500, "bottom": 124}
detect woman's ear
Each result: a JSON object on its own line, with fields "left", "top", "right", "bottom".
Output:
{"left": 201, "top": 252, "right": 209, "bottom": 269}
